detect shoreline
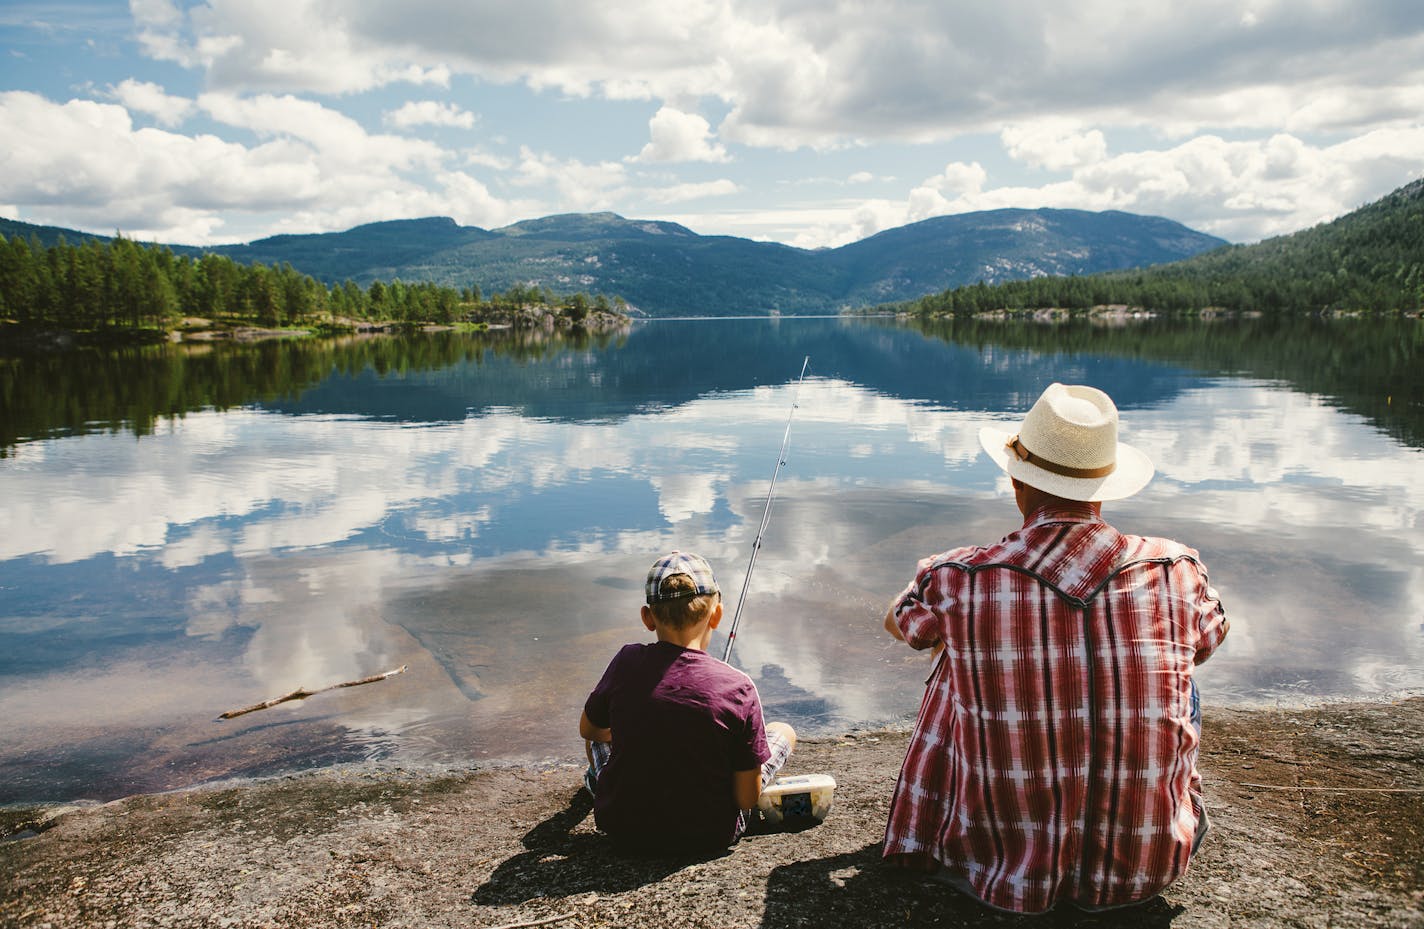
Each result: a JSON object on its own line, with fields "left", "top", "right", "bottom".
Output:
{"left": 0, "top": 309, "right": 632, "bottom": 355}
{"left": 4, "top": 688, "right": 1418, "bottom": 812}
{"left": 3, "top": 698, "right": 1420, "bottom": 928}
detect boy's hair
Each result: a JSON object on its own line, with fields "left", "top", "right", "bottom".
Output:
{"left": 648, "top": 573, "right": 721, "bottom": 628}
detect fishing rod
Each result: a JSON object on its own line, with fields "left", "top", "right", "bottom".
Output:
{"left": 722, "top": 355, "right": 810, "bottom": 664}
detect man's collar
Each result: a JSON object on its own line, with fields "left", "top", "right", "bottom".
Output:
{"left": 1023, "top": 500, "right": 1103, "bottom": 528}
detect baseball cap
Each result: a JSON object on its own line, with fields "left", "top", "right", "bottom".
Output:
{"left": 645, "top": 551, "right": 720, "bottom": 604}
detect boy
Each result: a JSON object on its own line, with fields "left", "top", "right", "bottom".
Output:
{"left": 578, "top": 551, "right": 796, "bottom": 852}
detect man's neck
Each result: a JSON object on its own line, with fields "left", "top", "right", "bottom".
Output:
{"left": 1022, "top": 499, "right": 1101, "bottom": 526}
{"left": 1014, "top": 481, "right": 1102, "bottom": 525}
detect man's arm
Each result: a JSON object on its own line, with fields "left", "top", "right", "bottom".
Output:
{"left": 578, "top": 710, "right": 611, "bottom": 743}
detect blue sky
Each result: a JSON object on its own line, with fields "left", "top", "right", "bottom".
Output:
{"left": 3, "top": 0, "right": 1423, "bottom": 248}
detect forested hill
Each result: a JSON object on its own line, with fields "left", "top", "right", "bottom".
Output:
{"left": 1160, "top": 177, "right": 1424, "bottom": 309}
{"left": 0, "top": 208, "right": 1225, "bottom": 317}
{"left": 898, "top": 178, "right": 1424, "bottom": 316}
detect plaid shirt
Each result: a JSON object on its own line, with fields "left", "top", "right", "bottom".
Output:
{"left": 883, "top": 503, "right": 1228, "bottom": 913}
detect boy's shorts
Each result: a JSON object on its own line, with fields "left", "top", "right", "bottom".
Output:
{"left": 585, "top": 727, "right": 794, "bottom": 839}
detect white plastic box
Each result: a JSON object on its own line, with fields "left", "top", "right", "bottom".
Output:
{"left": 757, "top": 773, "right": 836, "bottom": 825}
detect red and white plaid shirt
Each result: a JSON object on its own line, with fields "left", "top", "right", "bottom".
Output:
{"left": 884, "top": 502, "right": 1228, "bottom": 913}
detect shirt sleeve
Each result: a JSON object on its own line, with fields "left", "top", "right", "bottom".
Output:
{"left": 583, "top": 647, "right": 626, "bottom": 730}
{"left": 892, "top": 555, "right": 949, "bottom": 651}
{"left": 732, "top": 683, "right": 771, "bottom": 771}
{"left": 1189, "top": 562, "right": 1229, "bottom": 664}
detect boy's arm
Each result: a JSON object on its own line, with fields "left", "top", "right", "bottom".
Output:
{"left": 732, "top": 768, "right": 761, "bottom": 811}
{"left": 578, "top": 710, "right": 611, "bottom": 743}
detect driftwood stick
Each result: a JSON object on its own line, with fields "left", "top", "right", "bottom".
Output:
{"left": 219, "top": 665, "right": 408, "bottom": 720}
{"left": 484, "top": 913, "right": 576, "bottom": 929}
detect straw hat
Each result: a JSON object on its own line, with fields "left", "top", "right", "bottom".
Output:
{"left": 978, "top": 383, "right": 1154, "bottom": 502}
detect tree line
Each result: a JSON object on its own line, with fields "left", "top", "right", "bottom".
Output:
{"left": 0, "top": 233, "right": 626, "bottom": 334}
{"left": 898, "top": 261, "right": 1422, "bottom": 318}
{"left": 1, "top": 325, "right": 631, "bottom": 456}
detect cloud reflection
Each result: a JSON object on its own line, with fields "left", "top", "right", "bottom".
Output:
{"left": 2, "top": 371, "right": 1422, "bottom": 802}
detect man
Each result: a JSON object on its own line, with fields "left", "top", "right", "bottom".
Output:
{"left": 882, "top": 383, "right": 1228, "bottom": 914}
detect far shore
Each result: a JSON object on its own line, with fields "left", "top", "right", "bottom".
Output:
{"left": 0, "top": 307, "right": 633, "bottom": 354}
{"left": 3, "top": 697, "right": 1420, "bottom": 929}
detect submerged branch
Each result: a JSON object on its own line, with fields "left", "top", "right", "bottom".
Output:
{"left": 218, "top": 665, "right": 408, "bottom": 720}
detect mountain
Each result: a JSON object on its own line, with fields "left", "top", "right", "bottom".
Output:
{"left": 829, "top": 209, "right": 1225, "bottom": 303}
{"left": 899, "top": 177, "right": 1424, "bottom": 316}
{"left": 0, "top": 208, "right": 1227, "bottom": 316}
{"left": 213, "top": 217, "right": 496, "bottom": 284}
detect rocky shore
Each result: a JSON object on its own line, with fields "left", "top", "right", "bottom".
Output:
{"left": 2, "top": 698, "right": 1420, "bottom": 929}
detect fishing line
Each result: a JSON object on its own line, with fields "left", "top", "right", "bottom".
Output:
{"left": 722, "top": 356, "right": 811, "bottom": 665}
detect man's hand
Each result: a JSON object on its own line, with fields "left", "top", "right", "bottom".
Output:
{"left": 886, "top": 602, "right": 943, "bottom": 654}
{"left": 883, "top": 603, "right": 906, "bottom": 641}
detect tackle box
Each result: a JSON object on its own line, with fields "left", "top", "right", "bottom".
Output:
{"left": 757, "top": 773, "right": 836, "bottom": 825}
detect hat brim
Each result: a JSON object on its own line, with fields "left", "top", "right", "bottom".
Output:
{"left": 979, "top": 426, "right": 1154, "bottom": 502}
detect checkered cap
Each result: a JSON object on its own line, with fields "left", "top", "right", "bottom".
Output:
{"left": 645, "top": 551, "right": 720, "bottom": 604}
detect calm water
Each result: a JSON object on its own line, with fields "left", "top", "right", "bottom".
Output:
{"left": 2, "top": 316, "right": 1422, "bottom": 804}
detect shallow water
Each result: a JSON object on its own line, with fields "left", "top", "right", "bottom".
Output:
{"left": 1, "top": 316, "right": 1421, "bottom": 803}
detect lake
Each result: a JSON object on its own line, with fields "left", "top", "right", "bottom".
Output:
{"left": 2, "top": 315, "right": 1422, "bottom": 805}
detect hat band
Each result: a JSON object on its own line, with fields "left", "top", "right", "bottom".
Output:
{"left": 1006, "top": 435, "right": 1116, "bottom": 479}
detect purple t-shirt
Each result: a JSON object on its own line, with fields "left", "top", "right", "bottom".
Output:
{"left": 583, "top": 640, "right": 770, "bottom": 850}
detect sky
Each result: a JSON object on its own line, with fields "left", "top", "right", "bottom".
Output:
{"left": 2, "top": 1, "right": 1423, "bottom": 250}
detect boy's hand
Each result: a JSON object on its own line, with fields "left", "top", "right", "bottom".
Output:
{"left": 733, "top": 768, "right": 761, "bottom": 811}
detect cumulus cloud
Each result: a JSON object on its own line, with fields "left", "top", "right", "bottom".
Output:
{"left": 0, "top": 90, "right": 516, "bottom": 242}
{"left": 920, "top": 161, "right": 987, "bottom": 197}
{"left": 634, "top": 106, "right": 729, "bottom": 163}
{"left": 385, "top": 100, "right": 478, "bottom": 129}
{"left": 126, "top": 1, "right": 1424, "bottom": 147}
{"left": 514, "top": 147, "right": 628, "bottom": 210}
{"left": 413, "top": 6, "right": 1424, "bottom": 144}
{"left": 109, "top": 79, "right": 194, "bottom": 127}
{"left": 1002, "top": 120, "right": 1107, "bottom": 171}
{"left": 198, "top": 92, "right": 443, "bottom": 168}
{"left": 645, "top": 179, "right": 739, "bottom": 204}
{"left": 463, "top": 148, "right": 513, "bottom": 171}
{"left": 903, "top": 128, "right": 1424, "bottom": 242}
{"left": 11, "top": 1, "right": 1424, "bottom": 247}
{"left": 0, "top": 91, "right": 310, "bottom": 239}
{"left": 134, "top": 0, "right": 450, "bottom": 93}
{"left": 715, "top": 120, "right": 1423, "bottom": 248}
{"left": 130, "top": 0, "right": 184, "bottom": 28}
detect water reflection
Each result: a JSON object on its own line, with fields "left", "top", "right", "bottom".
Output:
{"left": 1, "top": 317, "right": 1420, "bottom": 804}
{"left": 907, "top": 314, "right": 1424, "bottom": 448}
